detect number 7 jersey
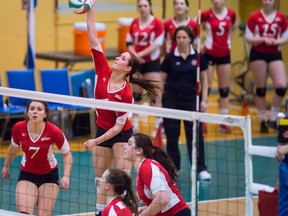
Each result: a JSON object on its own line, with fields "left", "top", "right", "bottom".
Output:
{"left": 201, "top": 8, "right": 236, "bottom": 57}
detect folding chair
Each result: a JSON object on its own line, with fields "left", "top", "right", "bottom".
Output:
{"left": 70, "top": 68, "right": 97, "bottom": 138}
{"left": 7, "top": 69, "right": 36, "bottom": 107}
{"left": 0, "top": 80, "right": 26, "bottom": 144}
{"left": 40, "top": 68, "right": 95, "bottom": 138}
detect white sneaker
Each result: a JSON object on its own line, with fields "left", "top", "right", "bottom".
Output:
{"left": 198, "top": 170, "right": 211, "bottom": 180}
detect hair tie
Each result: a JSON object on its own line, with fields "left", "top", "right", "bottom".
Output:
{"left": 121, "top": 190, "right": 127, "bottom": 198}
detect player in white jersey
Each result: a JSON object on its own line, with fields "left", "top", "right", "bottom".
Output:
{"left": 99, "top": 168, "right": 138, "bottom": 216}
{"left": 124, "top": 133, "right": 191, "bottom": 216}
{"left": 1, "top": 100, "right": 72, "bottom": 215}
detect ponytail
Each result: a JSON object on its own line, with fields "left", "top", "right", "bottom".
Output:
{"left": 133, "top": 133, "right": 178, "bottom": 182}
{"left": 127, "top": 52, "right": 161, "bottom": 104}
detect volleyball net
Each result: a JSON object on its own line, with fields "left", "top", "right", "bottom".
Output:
{"left": 0, "top": 86, "right": 279, "bottom": 216}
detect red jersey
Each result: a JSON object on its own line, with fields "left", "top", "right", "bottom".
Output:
{"left": 11, "top": 120, "right": 70, "bottom": 175}
{"left": 164, "top": 17, "right": 199, "bottom": 53}
{"left": 91, "top": 47, "right": 132, "bottom": 131}
{"left": 126, "top": 17, "right": 164, "bottom": 62}
{"left": 136, "top": 158, "right": 188, "bottom": 216}
{"left": 246, "top": 10, "right": 288, "bottom": 54}
{"left": 102, "top": 197, "right": 134, "bottom": 216}
{"left": 201, "top": 8, "right": 236, "bottom": 57}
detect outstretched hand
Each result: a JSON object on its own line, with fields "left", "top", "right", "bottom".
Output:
{"left": 83, "top": 139, "right": 97, "bottom": 151}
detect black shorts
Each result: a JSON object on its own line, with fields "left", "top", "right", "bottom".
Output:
{"left": 138, "top": 59, "right": 161, "bottom": 74}
{"left": 204, "top": 53, "right": 231, "bottom": 65}
{"left": 249, "top": 49, "right": 282, "bottom": 63}
{"left": 96, "top": 126, "right": 133, "bottom": 148}
{"left": 18, "top": 169, "right": 59, "bottom": 188}
{"left": 174, "top": 207, "right": 191, "bottom": 216}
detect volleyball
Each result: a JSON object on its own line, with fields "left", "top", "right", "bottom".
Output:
{"left": 69, "top": 0, "right": 93, "bottom": 14}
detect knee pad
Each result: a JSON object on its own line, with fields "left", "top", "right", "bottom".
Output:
{"left": 133, "top": 92, "right": 142, "bottom": 102}
{"left": 256, "top": 88, "right": 266, "bottom": 97}
{"left": 219, "top": 87, "right": 229, "bottom": 98}
{"left": 275, "top": 88, "right": 287, "bottom": 97}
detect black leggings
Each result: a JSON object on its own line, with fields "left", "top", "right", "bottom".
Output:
{"left": 162, "top": 95, "right": 207, "bottom": 172}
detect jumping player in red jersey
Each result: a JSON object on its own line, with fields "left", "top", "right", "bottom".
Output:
{"left": 99, "top": 168, "right": 138, "bottom": 216}
{"left": 126, "top": 0, "right": 164, "bottom": 133}
{"left": 163, "top": 0, "right": 199, "bottom": 54}
{"left": 83, "top": 2, "right": 159, "bottom": 215}
{"left": 200, "top": 0, "right": 237, "bottom": 133}
{"left": 124, "top": 133, "right": 191, "bottom": 216}
{"left": 1, "top": 100, "right": 72, "bottom": 215}
{"left": 245, "top": 0, "right": 288, "bottom": 133}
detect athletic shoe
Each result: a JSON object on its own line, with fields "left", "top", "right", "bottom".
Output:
{"left": 219, "top": 124, "right": 232, "bottom": 134}
{"left": 260, "top": 121, "right": 269, "bottom": 133}
{"left": 198, "top": 170, "right": 211, "bottom": 180}
{"left": 268, "top": 120, "right": 278, "bottom": 130}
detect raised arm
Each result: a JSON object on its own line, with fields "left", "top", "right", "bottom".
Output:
{"left": 87, "top": 1, "right": 100, "bottom": 49}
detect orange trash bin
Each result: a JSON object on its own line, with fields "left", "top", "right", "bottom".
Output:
{"left": 74, "top": 22, "right": 107, "bottom": 56}
{"left": 118, "top": 18, "right": 133, "bottom": 53}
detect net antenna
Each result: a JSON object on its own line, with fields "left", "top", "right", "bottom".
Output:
{"left": 192, "top": 0, "right": 202, "bottom": 215}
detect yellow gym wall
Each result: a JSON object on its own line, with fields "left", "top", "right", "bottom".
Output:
{"left": 0, "top": 0, "right": 287, "bottom": 89}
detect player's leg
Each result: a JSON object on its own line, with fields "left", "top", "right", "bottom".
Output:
{"left": 93, "top": 146, "right": 114, "bottom": 214}
{"left": 250, "top": 60, "right": 268, "bottom": 132}
{"left": 16, "top": 180, "right": 38, "bottom": 214}
{"left": 268, "top": 60, "right": 287, "bottom": 129}
{"left": 37, "top": 183, "right": 59, "bottom": 216}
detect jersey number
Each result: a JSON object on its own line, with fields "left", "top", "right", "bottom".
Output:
{"left": 134, "top": 32, "right": 149, "bottom": 46}
{"left": 29, "top": 146, "right": 40, "bottom": 159}
{"left": 262, "top": 23, "right": 278, "bottom": 37}
{"left": 216, "top": 22, "right": 226, "bottom": 36}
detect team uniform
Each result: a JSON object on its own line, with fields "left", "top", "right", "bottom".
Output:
{"left": 126, "top": 17, "right": 164, "bottom": 74}
{"left": 101, "top": 197, "right": 134, "bottom": 216}
{"left": 91, "top": 46, "right": 133, "bottom": 147}
{"left": 161, "top": 46, "right": 208, "bottom": 172}
{"left": 137, "top": 158, "right": 190, "bottom": 216}
{"left": 245, "top": 10, "right": 288, "bottom": 62}
{"left": 201, "top": 8, "right": 236, "bottom": 64}
{"left": 164, "top": 17, "right": 199, "bottom": 54}
{"left": 11, "top": 120, "right": 70, "bottom": 187}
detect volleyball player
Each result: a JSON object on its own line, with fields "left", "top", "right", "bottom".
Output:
{"left": 83, "top": 2, "right": 159, "bottom": 215}
{"left": 245, "top": 0, "right": 288, "bottom": 133}
{"left": 124, "top": 133, "right": 191, "bottom": 216}
{"left": 163, "top": 0, "right": 199, "bottom": 54}
{"left": 200, "top": 0, "right": 237, "bottom": 133}
{"left": 99, "top": 168, "right": 138, "bottom": 216}
{"left": 126, "top": 0, "right": 164, "bottom": 133}
{"left": 1, "top": 100, "right": 72, "bottom": 215}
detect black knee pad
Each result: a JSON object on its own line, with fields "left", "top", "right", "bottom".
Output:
{"left": 275, "top": 88, "right": 287, "bottom": 97}
{"left": 133, "top": 92, "right": 142, "bottom": 102}
{"left": 219, "top": 87, "right": 229, "bottom": 98}
{"left": 256, "top": 88, "right": 266, "bottom": 97}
